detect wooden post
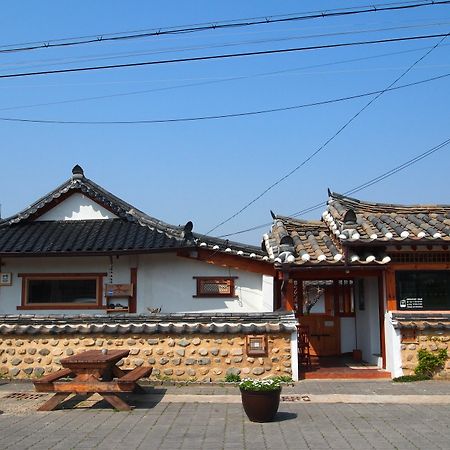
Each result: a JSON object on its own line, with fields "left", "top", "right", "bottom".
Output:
{"left": 284, "top": 280, "right": 295, "bottom": 312}
{"left": 129, "top": 268, "right": 137, "bottom": 313}
{"left": 378, "top": 273, "right": 386, "bottom": 369}
{"left": 385, "top": 268, "right": 396, "bottom": 311}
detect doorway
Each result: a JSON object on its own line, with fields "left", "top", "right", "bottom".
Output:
{"left": 297, "top": 280, "right": 355, "bottom": 357}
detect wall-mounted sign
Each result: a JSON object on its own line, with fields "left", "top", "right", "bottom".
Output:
{"left": 0, "top": 273, "right": 12, "bottom": 286}
{"left": 399, "top": 297, "right": 423, "bottom": 309}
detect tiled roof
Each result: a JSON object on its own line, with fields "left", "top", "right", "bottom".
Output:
{"left": 392, "top": 312, "right": 450, "bottom": 330}
{"left": 325, "top": 192, "right": 450, "bottom": 243}
{"left": 264, "top": 215, "right": 389, "bottom": 266}
{"left": 0, "top": 312, "right": 297, "bottom": 335}
{"left": 265, "top": 217, "right": 344, "bottom": 265}
{"left": 0, "top": 219, "right": 183, "bottom": 255}
{"left": 0, "top": 165, "right": 267, "bottom": 260}
{"left": 265, "top": 192, "right": 450, "bottom": 266}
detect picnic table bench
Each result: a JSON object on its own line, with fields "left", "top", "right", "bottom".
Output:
{"left": 34, "top": 349, "right": 152, "bottom": 411}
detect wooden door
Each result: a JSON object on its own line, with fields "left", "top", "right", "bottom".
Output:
{"left": 299, "top": 315, "right": 340, "bottom": 356}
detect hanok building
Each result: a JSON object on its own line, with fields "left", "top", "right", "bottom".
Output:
{"left": 0, "top": 166, "right": 297, "bottom": 381}
{"left": 265, "top": 191, "right": 450, "bottom": 379}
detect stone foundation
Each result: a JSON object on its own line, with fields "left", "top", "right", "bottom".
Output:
{"left": 400, "top": 331, "right": 450, "bottom": 379}
{"left": 0, "top": 333, "right": 292, "bottom": 381}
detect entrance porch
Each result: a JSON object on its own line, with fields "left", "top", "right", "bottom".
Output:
{"left": 280, "top": 269, "right": 391, "bottom": 379}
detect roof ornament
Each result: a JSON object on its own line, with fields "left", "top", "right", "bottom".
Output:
{"left": 182, "top": 221, "right": 194, "bottom": 241}
{"left": 270, "top": 210, "right": 276, "bottom": 220}
{"left": 343, "top": 209, "right": 357, "bottom": 226}
{"left": 72, "top": 164, "right": 84, "bottom": 180}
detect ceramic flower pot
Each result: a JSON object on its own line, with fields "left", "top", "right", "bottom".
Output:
{"left": 240, "top": 388, "right": 281, "bottom": 422}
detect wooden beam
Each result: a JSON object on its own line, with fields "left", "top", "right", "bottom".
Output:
{"left": 286, "top": 268, "right": 384, "bottom": 280}
{"left": 178, "top": 249, "right": 275, "bottom": 276}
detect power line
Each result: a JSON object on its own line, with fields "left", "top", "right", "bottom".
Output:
{"left": 0, "top": 32, "right": 447, "bottom": 80}
{"left": 0, "top": 71, "right": 448, "bottom": 122}
{"left": 3, "top": 42, "right": 446, "bottom": 90}
{"left": 217, "top": 136, "right": 450, "bottom": 238}
{"left": 4, "top": 19, "right": 449, "bottom": 73}
{"left": 1, "top": 1, "right": 448, "bottom": 54}
{"left": 206, "top": 33, "right": 448, "bottom": 235}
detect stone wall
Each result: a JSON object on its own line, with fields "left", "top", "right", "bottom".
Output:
{"left": 400, "top": 330, "right": 450, "bottom": 379}
{"left": 0, "top": 333, "right": 292, "bottom": 381}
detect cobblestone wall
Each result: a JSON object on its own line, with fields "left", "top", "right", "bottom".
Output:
{"left": 401, "top": 330, "right": 450, "bottom": 379}
{"left": 0, "top": 333, "right": 292, "bottom": 381}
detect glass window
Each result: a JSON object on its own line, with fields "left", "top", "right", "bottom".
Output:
{"left": 18, "top": 273, "right": 106, "bottom": 310}
{"left": 396, "top": 271, "right": 450, "bottom": 310}
{"left": 27, "top": 279, "right": 97, "bottom": 304}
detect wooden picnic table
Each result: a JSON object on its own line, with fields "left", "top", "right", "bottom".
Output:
{"left": 33, "top": 349, "right": 152, "bottom": 411}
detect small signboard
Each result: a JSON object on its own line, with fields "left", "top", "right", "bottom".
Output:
{"left": 0, "top": 273, "right": 12, "bottom": 286}
{"left": 399, "top": 297, "right": 423, "bottom": 309}
{"left": 104, "top": 283, "right": 133, "bottom": 297}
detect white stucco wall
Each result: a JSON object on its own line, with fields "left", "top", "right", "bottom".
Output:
{"left": 36, "top": 193, "right": 118, "bottom": 221}
{"left": 137, "top": 254, "right": 272, "bottom": 313}
{"left": 340, "top": 317, "right": 356, "bottom": 353}
{"left": 355, "top": 277, "right": 381, "bottom": 365}
{"left": 0, "top": 254, "right": 272, "bottom": 314}
{"left": 385, "top": 312, "right": 403, "bottom": 377}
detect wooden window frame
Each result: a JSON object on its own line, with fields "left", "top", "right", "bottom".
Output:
{"left": 193, "top": 276, "right": 238, "bottom": 298}
{"left": 335, "top": 280, "right": 356, "bottom": 317}
{"left": 17, "top": 273, "right": 107, "bottom": 310}
{"left": 245, "top": 335, "right": 268, "bottom": 356}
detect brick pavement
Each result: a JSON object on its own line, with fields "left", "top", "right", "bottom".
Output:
{"left": 0, "top": 380, "right": 449, "bottom": 449}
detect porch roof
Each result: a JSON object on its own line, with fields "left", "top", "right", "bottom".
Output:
{"left": 264, "top": 215, "right": 389, "bottom": 266}
{"left": 264, "top": 191, "right": 450, "bottom": 267}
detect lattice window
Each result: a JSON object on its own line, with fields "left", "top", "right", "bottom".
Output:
{"left": 390, "top": 252, "right": 450, "bottom": 264}
{"left": 193, "top": 276, "right": 238, "bottom": 297}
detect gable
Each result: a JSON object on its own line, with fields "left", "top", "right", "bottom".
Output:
{"left": 35, "top": 193, "right": 118, "bottom": 221}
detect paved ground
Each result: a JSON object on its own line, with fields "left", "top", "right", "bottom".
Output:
{"left": 0, "top": 380, "right": 449, "bottom": 449}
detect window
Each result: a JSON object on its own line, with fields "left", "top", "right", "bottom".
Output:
{"left": 193, "top": 276, "right": 238, "bottom": 298}
{"left": 396, "top": 270, "right": 450, "bottom": 310}
{"left": 246, "top": 335, "right": 268, "bottom": 356}
{"left": 336, "top": 280, "right": 355, "bottom": 316}
{"left": 18, "top": 273, "right": 106, "bottom": 310}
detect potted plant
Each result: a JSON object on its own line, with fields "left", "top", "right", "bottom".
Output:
{"left": 239, "top": 377, "right": 283, "bottom": 422}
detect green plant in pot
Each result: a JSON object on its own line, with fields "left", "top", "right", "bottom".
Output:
{"left": 239, "top": 377, "right": 283, "bottom": 422}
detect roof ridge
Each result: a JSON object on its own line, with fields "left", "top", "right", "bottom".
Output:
{"left": 330, "top": 191, "right": 450, "bottom": 210}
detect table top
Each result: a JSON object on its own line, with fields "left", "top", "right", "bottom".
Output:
{"left": 61, "top": 349, "right": 129, "bottom": 366}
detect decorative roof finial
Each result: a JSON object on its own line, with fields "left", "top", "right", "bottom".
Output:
{"left": 72, "top": 164, "right": 84, "bottom": 179}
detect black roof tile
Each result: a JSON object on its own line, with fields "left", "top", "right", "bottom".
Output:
{"left": 0, "top": 219, "right": 184, "bottom": 255}
{"left": 0, "top": 166, "right": 268, "bottom": 261}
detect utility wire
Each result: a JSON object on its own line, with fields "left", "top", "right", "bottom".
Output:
{"left": 0, "top": 32, "right": 447, "bottom": 80}
{"left": 3, "top": 19, "right": 449, "bottom": 72}
{"left": 217, "top": 136, "right": 450, "bottom": 238}
{"left": 206, "top": 32, "right": 449, "bottom": 235}
{"left": 4, "top": 42, "right": 446, "bottom": 90}
{"left": 0, "top": 0, "right": 448, "bottom": 54}
{"left": 0, "top": 71, "right": 448, "bottom": 121}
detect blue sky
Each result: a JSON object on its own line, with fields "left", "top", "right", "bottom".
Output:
{"left": 1, "top": 1, "right": 449, "bottom": 244}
